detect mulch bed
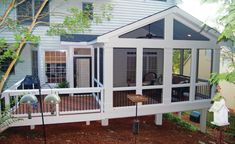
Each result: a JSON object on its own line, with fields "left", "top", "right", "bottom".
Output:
{"left": 0, "top": 116, "right": 231, "bottom": 144}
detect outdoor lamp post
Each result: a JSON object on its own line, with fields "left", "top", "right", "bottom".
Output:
{"left": 19, "top": 94, "right": 38, "bottom": 119}
{"left": 44, "top": 93, "right": 61, "bottom": 115}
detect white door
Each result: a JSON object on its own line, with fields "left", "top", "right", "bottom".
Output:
{"left": 74, "top": 58, "right": 91, "bottom": 87}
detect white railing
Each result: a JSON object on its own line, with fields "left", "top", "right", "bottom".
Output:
{"left": 1, "top": 86, "right": 104, "bottom": 118}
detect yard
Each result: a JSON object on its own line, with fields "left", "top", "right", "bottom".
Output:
{"left": 1, "top": 115, "right": 234, "bottom": 144}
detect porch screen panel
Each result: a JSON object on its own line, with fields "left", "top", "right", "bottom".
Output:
{"left": 119, "top": 19, "right": 164, "bottom": 39}
{"left": 143, "top": 48, "right": 164, "bottom": 86}
{"left": 173, "top": 19, "right": 209, "bottom": 41}
{"left": 172, "top": 49, "right": 191, "bottom": 84}
{"left": 45, "top": 51, "right": 66, "bottom": 83}
{"left": 113, "top": 48, "right": 136, "bottom": 87}
{"left": 142, "top": 89, "right": 162, "bottom": 105}
{"left": 94, "top": 48, "right": 97, "bottom": 80}
{"left": 195, "top": 49, "right": 213, "bottom": 100}
{"left": 99, "top": 48, "right": 104, "bottom": 84}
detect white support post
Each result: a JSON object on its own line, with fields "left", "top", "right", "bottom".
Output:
{"left": 38, "top": 47, "right": 45, "bottom": 84}
{"left": 92, "top": 47, "right": 95, "bottom": 88}
{"left": 155, "top": 113, "right": 163, "bottom": 125}
{"left": 136, "top": 47, "right": 143, "bottom": 94}
{"left": 190, "top": 48, "right": 197, "bottom": 101}
{"left": 163, "top": 48, "right": 172, "bottom": 104}
{"left": 56, "top": 103, "right": 59, "bottom": 116}
{"left": 200, "top": 108, "right": 208, "bottom": 133}
{"left": 178, "top": 112, "right": 182, "bottom": 119}
{"left": 101, "top": 119, "right": 109, "bottom": 126}
{"left": 30, "top": 125, "right": 35, "bottom": 130}
{"left": 5, "top": 94, "right": 10, "bottom": 108}
{"left": 97, "top": 47, "right": 100, "bottom": 85}
{"left": 68, "top": 48, "right": 74, "bottom": 88}
{"left": 86, "top": 121, "right": 90, "bottom": 125}
{"left": 102, "top": 46, "right": 113, "bottom": 123}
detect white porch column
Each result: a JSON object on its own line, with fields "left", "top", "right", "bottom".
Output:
{"left": 178, "top": 112, "right": 182, "bottom": 119}
{"left": 190, "top": 48, "right": 197, "bottom": 101}
{"left": 68, "top": 47, "right": 74, "bottom": 88}
{"left": 101, "top": 118, "right": 109, "bottom": 126}
{"left": 155, "top": 113, "right": 163, "bottom": 125}
{"left": 136, "top": 47, "right": 143, "bottom": 94}
{"left": 163, "top": 48, "right": 172, "bottom": 104}
{"left": 38, "top": 47, "right": 45, "bottom": 84}
{"left": 30, "top": 125, "right": 35, "bottom": 130}
{"left": 102, "top": 46, "right": 113, "bottom": 126}
{"left": 97, "top": 47, "right": 100, "bottom": 84}
{"left": 163, "top": 13, "right": 173, "bottom": 104}
{"left": 199, "top": 108, "right": 208, "bottom": 133}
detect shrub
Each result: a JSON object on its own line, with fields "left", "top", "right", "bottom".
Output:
{"left": 56, "top": 81, "right": 69, "bottom": 88}
{"left": 164, "top": 113, "right": 198, "bottom": 132}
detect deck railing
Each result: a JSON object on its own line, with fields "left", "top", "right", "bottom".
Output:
{"left": 1, "top": 86, "right": 104, "bottom": 118}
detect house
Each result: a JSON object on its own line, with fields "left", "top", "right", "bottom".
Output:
{"left": 0, "top": 0, "right": 226, "bottom": 133}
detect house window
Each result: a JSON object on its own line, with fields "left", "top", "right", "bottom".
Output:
{"left": 17, "top": 0, "right": 49, "bottom": 24}
{"left": 143, "top": 48, "right": 164, "bottom": 86}
{"left": 82, "top": 2, "right": 93, "bottom": 20}
{"left": 173, "top": 19, "right": 209, "bottom": 41}
{"left": 45, "top": 51, "right": 66, "bottom": 83}
{"left": 119, "top": 19, "right": 165, "bottom": 39}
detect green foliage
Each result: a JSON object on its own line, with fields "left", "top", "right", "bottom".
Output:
{"left": 212, "top": 92, "right": 223, "bottom": 101}
{"left": 201, "top": 0, "right": 235, "bottom": 43}
{"left": 164, "top": 113, "right": 198, "bottom": 132}
{"left": 209, "top": 72, "right": 235, "bottom": 85}
{"left": 0, "top": 105, "right": 21, "bottom": 131}
{"left": 172, "top": 49, "right": 191, "bottom": 74}
{"left": 56, "top": 80, "right": 69, "bottom": 88}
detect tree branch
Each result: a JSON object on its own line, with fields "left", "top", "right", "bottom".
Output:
{"left": 0, "top": 0, "right": 16, "bottom": 26}
{"left": 0, "top": 0, "right": 49, "bottom": 93}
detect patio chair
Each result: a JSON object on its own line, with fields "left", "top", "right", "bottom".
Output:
{"left": 143, "top": 72, "right": 157, "bottom": 85}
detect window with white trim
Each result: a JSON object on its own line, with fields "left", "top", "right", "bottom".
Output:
{"left": 45, "top": 51, "right": 66, "bottom": 83}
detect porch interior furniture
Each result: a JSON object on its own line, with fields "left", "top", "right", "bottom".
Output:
{"left": 172, "top": 87, "right": 189, "bottom": 102}
{"left": 143, "top": 72, "right": 157, "bottom": 86}
{"left": 127, "top": 94, "right": 148, "bottom": 134}
{"left": 172, "top": 74, "right": 190, "bottom": 84}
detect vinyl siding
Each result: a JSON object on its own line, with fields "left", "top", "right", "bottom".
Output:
{"left": 3, "top": 44, "right": 33, "bottom": 89}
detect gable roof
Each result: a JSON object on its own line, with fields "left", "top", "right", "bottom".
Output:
{"left": 96, "top": 6, "right": 220, "bottom": 43}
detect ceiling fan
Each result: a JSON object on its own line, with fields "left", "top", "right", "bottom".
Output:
{"left": 137, "top": 24, "right": 163, "bottom": 39}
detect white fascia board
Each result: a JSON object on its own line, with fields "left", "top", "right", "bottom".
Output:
{"left": 97, "top": 7, "right": 178, "bottom": 43}
{"left": 60, "top": 41, "right": 89, "bottom": 46}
